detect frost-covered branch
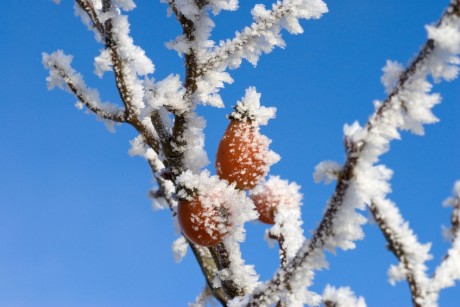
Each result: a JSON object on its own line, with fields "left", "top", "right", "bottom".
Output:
{"left": 75, "top": 0, "right": 164, "bottom": 156}
{"left": 245, "top": 2, "right": 460, "bottom": 305}
{"left": 190, "top": 244, "right": 230, "bottom": 305}
{"left": 43, "top": 50, "right": 127, "bottom": 123}
{"left": 47, "top": 1, "right": 227, "bottom": 304}
{"left": 369, "top": 200, "right": 432, "bottom": 306}
{"left": 322, "top": 285, "right": 366, "bottom": 307}
{"left": 76, "top": 0, "right": 153, "bottom": 117}
{"left": 209, "top": 243, "right": 245, "bottom": 298}
{"left": 199, "top": 0, "right": 328, "bottom": 73}
{"left": 370, "top": 181, "right": 460, "bottom": 305}
{"left": 445, "top": 181, "right": 460, "bottom": 240}
{"left": 430, "top": 181, "right": 460, "bottom": 297}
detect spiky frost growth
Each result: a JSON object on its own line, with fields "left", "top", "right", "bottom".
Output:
{"left": 229, "top": 87, "right": 276, "bottom": 126}
{"left": 322, "top": 285, "right": 366, "bottom": 307}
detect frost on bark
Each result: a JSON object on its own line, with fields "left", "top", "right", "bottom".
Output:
{"left": 44, "top": 0, "right": 460, "bottom": 306}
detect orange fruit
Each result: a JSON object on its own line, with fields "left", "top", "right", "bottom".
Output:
{"left": 251, "top": 192, "right": 278, "bottom": 224}
{"left": 216, "top": 120, "right": 271, "bottom": 190}
{"left": 250, "top": 177, "right": 301, "bottom": 224}
{"left": 177, "top": 196, "right": 227, "bottom": 247}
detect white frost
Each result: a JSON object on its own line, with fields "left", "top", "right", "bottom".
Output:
{"left": 381, "top": 60, "right": 404, "bottom": 94}
{"left": 322, "top": 285, "right": 366, "bottom": 307}
{"left": 230, "top": 87, "right": 276, "bottom": 126}
{"left": 172, "top": 236, "right": 189, "bottom": 263}
{"left": 313, "top": 160, "right": 342, "bottom": 184}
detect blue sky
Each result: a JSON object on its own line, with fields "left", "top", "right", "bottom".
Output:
{"left": 0, "top": 0, "right": 459, "bottom": 306}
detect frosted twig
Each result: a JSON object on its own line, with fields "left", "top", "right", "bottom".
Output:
{"left": 75, "top": 0, "right": 106, "bottom": 36}
{"left": 322, "top": 285, "right": 366, "bottom": 307}
{"left": 191, "top": 244, "right": 230, "bottom": 305}
{"left": 76, "top": 0, "right": 161, "bottom": 153}
{"left": 447, "top": 182, "right": 460, "bottom": 239}
{"left": 209, "top": 243, "right": 245, "bottom": 298}
{"left": 430, "top": 181, "right": 460, "bottom": 297}
{"left": 43, "top": 52, "right": 127, "bottom": 123}
{"left": 369, "top": 200, "right": 431, "bottom": 307}
{"left": 199, "top": 0, "right": 327, "bottom": 73}
{"left": 268, "top": 231, "right": 288, "bottom": 268}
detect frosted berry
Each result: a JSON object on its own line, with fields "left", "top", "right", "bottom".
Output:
{"left": 250, "top": 176, "right": 302, "bottom": 224}
{"left": 177, "top": 196, "right": 227, "bottom": 247}
{"left": 216, "top": 120, "right": 271, "bottom": 190}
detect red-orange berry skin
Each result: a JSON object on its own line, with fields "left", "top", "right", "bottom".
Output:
{"left": 251, "top": 193, "right": 276, "bottom": 225}
{"left": 177, "top": 197, "right": 225, "bottom": 247}
{"left": 216, "top": 120, "right": 267, "bottom": 190}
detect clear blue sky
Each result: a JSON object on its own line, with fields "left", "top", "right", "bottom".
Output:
{"left": 1, "top": 1, "right": 459, "bottom": 306}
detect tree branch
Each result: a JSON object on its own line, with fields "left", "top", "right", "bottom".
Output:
{"left": 198, "top": 0, "right": 327, "bottom": 74}
{"left": 268, "top": 231, "right": 288, "bottom": 268}
{"left": 430, "top": 181, "right": 460, "bottom": 295}
{"left": 450, "top": 188, "right": 460, "bottom": 240}
{"left": 75, "top": 0, "right": 162, "bottom": 153}
{"left": 49, "top": 62, "right": 127, "bottom": 123}
{"left": 75, "top": 0, "right": 106, "bottom": 35}
{"left": 208, "top": 243, "right": 245, "bottom": 299}
{"left": 369, "top": 201, "right": 426, "bottom": 307}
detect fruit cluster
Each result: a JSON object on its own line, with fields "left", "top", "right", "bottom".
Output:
{"left": 178, "top": 94, "right": 285, "bottom": 246}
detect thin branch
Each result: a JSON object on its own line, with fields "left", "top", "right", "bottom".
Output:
{"left": 450, "top": 190, "right": 460, "bottom": 240}
{"left": 198, "top": 0, "right": 327, "bottom": 74}
{"left": 75, "top": 0, "right": 106, "bottom": 35}
{"left": 430, "top": 181, "right": 460, "bottom": 294}
{"left": 129, "top": 117, "right": 162, "bottom": 154}
{"left": 51, "top": 63, "right": 127, "bottom": 122}
{"left": 209, "top": 243, "right": 245, "bottom": 299}
{"left": 268, "top": 231, "right": 288, "bottom": 268}
{"left": 190, "top": 244, "right": 230, "bottom": 305}
{"left": 76, "top": 0, "right": 145, "bottom": 117}
{"left": 76, "top": 0, "right": 163, "bottom": 153}
{"left": 369, "top": 202, "right": 424, "bottom": 307}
